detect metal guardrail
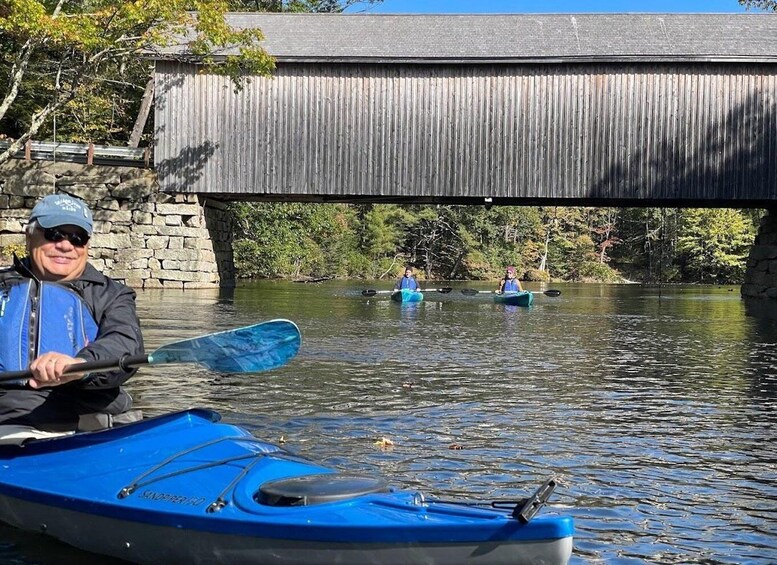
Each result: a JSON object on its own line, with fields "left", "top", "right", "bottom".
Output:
{"left": 0, "top": 140, "right": 152, "bottom": 168}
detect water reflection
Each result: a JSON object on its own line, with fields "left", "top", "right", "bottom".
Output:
{"left": 2, "top": 282, "right": 776, "bottom": 564}
{"left": 743, "top": 296, "right": 777, "bottom": 322}
{"left": 394, "top": 301, "right": 421, "bottom": 323}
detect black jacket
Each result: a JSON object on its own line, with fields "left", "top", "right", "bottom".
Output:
{"left": 0, "top": 258, "right": 144, "bottom": 431}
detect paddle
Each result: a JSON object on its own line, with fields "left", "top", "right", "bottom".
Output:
{"left": 0, "top": 319, "right": 301, "bottom": 384}
{"left": 361, "top": 287, "right": 452, "bottom": 297}
{"left": 461, "top": 288, "right": 561, "bottom": 297}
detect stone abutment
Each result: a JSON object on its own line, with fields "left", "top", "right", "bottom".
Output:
{"left": 742, "top": 208, "right": 777, "bottom": 301}
{"left": 0, "top": 161, "right": 233, "bottom": 289}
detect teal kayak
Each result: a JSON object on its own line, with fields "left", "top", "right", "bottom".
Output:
{"left": 391, "top": 289, "right": 423, "bottom": 303}
{"left": 494, "top": 291, "right": 534, "bottom": 307}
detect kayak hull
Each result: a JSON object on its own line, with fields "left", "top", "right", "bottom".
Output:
{"left": 0, "top": 496, "right": 573, "bottom": 564}
{"left": 0, "top": 409, "right": 573, "bottom": 564}
{"left": 391, "top": 289, "right": 423, "bottom": 303}
{"left": 494, "top": 291, "right": 534, "bottom": 307}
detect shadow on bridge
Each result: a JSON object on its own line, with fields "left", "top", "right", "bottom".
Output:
{"left": 592, "top": 92, "right": 777, "bottom": 207}
{"left": 154, "top": 73, "right": 220, "bottom": 193}
{"left": 156, "top": 140, "right": 218, "bottom": 193}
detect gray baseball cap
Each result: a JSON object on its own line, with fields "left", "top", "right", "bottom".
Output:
{"left": 29, "top": 194, "right": 93, "bottom": 235}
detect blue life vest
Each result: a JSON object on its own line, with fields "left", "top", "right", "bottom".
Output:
{"left": 503, "top": 279, "right": 520, "bottom": 292}
{"left": 398, "top": 277, "right": 419, "bottom": 290}
{"left": 0, "top": 280, "right": 98, "bottom": 372}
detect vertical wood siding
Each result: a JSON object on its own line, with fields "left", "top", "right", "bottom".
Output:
{"left": 154, "top": 61, "right": 777, "bottom": 204}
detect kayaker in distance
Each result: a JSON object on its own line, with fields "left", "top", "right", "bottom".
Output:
{"left": 394, "top": 265, "right": 420, "bottom": 291}
{"left": 497, "top": 266, "right": 524, "bottom": 293}
{"left": 0, "top": 194, "right": 144, "bottom": 433}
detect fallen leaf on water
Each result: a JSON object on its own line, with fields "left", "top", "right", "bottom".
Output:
{"left": 375, "top": 437, "right": 395, "bottom": 449}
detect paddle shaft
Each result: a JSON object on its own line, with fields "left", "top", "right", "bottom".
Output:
{"left": 461, "top": 289, "right": 561, "bottom": 297}
{"left": 0, "top": 354, "right": 150, "bottom": 383}
{"left": 362, "top": 287, "right": 451, "bottom": 296}
{"left": 0, "top": 319, "right": 301, "bottom": 384}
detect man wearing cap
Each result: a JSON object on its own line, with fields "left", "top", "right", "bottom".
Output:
{"left": 497, "top": 266, "right": 524, "bottom": 293}
{"left": 0, "top": 194, "right": 144, "bottom": 432}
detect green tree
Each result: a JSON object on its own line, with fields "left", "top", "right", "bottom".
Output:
{"left": 232, "top": 202, "right": 367, "bottom": 278}
{"left": 455, "top": 206, "right": 541, "bottom": 279}
{"left": 0, "top": 0, "right": 276, "bottom": 161}
{"left": 676, "top": 209, "right": 756, "bottom": 284}
{"left": 609, "top": 208, "right": 682, "bottom": 283}
{"left": 357, "top": 204, "right": 406, "bottom": 276}
{"left": 227, "top": 202, "right": 756, "bottom": 284}
{"left": 539, "top": 207, "right": 585, "bottom": 279}
{"left": 738, "top": 1, "right": 777, "bottom": 11}
{"left": 232, "top": 0, "right": 381, "bottom": 11}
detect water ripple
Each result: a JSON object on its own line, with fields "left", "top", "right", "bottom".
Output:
{"left": 4, "top": 282, "right": 774, "bottom": 564}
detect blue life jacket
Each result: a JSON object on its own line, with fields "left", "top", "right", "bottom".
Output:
{"left": 0, "top": 280, "right": 98, "bottom": 373}
{"left": 398, "top": 276, "right": 419, "bottom": 290}
{"left": 503, "top": 278, "right": 520, "bottom": 292}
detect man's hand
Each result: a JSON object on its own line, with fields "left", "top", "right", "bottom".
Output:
{"left": 28, "top": 353, "right": 86, "bottom": 389}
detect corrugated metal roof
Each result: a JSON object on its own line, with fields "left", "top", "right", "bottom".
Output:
{"left": 154, "top": 13, "right": 777, "bottom": 63}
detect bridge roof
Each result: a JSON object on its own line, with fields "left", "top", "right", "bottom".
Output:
{"left": 157, "top": 13, "right": 777, "bottom": 64}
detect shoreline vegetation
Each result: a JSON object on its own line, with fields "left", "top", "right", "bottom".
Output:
{"left": 232, "top": 202, "right": 763, "bottom": 285}
{"left": 0, "top": 202, "right": 761, "bottom": 287}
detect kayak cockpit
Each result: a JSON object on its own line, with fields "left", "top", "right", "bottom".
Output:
{"left": 257, "top": 474, "right": 390, "bottom": 507}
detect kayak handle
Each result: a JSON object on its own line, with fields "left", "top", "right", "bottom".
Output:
{"left": 513, "top": 478, "right": 557, "bottom": 524}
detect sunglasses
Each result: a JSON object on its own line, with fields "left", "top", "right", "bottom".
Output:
{"left": 42, "top": 227, "right": 90, "bottom": 247}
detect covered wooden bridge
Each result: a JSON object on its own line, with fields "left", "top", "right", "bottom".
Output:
{"left": 153, "top": 13, "right": 777, "bottom": 209}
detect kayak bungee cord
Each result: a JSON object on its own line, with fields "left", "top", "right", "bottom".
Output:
{"left": 118, "top": 435, "right": 282, "bottom": 499}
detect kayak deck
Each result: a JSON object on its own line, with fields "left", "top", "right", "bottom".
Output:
{"left": 494, "top": 291, "right": 534, "bottom": 307}
{"left": 391, "top": 289, "right": 423, "bottom": 303}
{"left": 0, "top": 409, "right": 573, "bottom": 564}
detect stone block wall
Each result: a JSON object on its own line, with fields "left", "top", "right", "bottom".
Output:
{"left": 0, "top": 160, "right": 233, "bottom": 288}
{"left": 741, "top": 208, "right": 777, "bottom": 299}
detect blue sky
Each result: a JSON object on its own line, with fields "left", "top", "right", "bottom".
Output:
{"left": 345, "top": 0, "right": 757, "bottom": 13}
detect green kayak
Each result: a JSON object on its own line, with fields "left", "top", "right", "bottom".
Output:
{"left": 494, "top": 291, "right": 534, "bottom": 307}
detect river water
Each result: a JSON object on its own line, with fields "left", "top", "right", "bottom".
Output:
{"left": 1, "top": 281, "right": 775, "bottom": 564}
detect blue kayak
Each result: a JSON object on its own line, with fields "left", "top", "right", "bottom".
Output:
{"left": 391, "top": 288, "right": 424, "bottom": 303}
{"left": 494, "top": 291, "right": 534, "bottom": 307}
{"left": 0, "top": 409, "right": 573, "bottom": 564}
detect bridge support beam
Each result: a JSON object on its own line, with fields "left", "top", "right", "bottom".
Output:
{"left": 0, "top": 160, "right": 234, "bottom": 289}
{"left": 742, "top": 208, "right": 777, "bottom": 300}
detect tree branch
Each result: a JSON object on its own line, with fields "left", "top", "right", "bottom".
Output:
{"left": 128, "top": 73, "right": 155, "bottom": 147}
{"left": 0, "top": 0, "right": 67, "bottom": 124}
{"left": 0, "top": 39, "right": 34, "bottom": 124}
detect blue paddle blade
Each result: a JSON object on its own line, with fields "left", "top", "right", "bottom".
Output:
{"left": 148, "top": 319, "right": 301, "bottom": 373}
